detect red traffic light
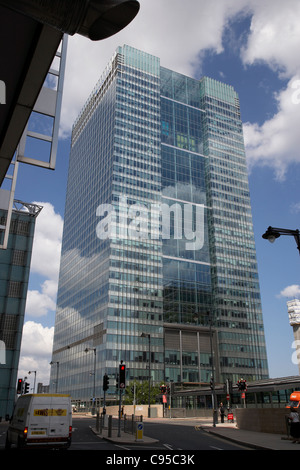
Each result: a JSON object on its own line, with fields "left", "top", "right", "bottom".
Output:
{"left": 119, "top": 364, "right": 126, "bottom": 388}
{"left": 17, "top": 378, "right": 23, "bottom": 394}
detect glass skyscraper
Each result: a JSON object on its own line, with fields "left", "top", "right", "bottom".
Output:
{"left": 50, "top": 45, "right": 268, "bottom": 401}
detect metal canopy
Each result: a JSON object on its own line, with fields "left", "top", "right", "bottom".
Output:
{"left": 0, "top": 5, "right": 63, "bottom": 184}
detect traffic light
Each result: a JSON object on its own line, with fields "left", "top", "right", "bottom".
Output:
{"left": 119, "top": 364, "right": 126, "bottom": 389}
{"left": 103, "top": 373, "right": 109, "bottom": 391}
{"left": 24, "top": 382, "right": 30, "bottom": 394}
{"left": 237, "top": 378, "right": 247, "bottom": 391}
{"left": 17, "top": 378, "right": 23, "bottom": 394}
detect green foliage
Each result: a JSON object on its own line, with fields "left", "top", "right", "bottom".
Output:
{"left": 123, "top": 381, "right": 162, "bottom": 405}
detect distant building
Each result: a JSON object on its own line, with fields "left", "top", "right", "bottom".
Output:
{"left": 51, "top": 45, "right": 268, "bottom": 403}
{"left": 0, "top": 199, "right": 41, "bottom": 418}
{"left": 37, "top": 383, "right": 50, "bottom": 394}
{"left": 287, "top": 299, "right": 300, "bottom": 374}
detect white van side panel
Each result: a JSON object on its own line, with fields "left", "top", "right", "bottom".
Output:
{"left": 27, "top": 395, "right": 71, "bottom": 441}
{"left": 7, "top": 394, "right": 72, "bottom": 448}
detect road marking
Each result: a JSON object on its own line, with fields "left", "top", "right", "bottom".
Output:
{"left": 163, "top": 443, "right": 173, "bottom": 450}
{"left": 71, "top": 441, "right": 108, "bottom": 445}
{"left": 210, "top": 445, "right": 224, "bottom": 450}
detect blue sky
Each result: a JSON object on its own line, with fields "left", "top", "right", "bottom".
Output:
{"left": 14, "top": 0, "right": 300, "bottom": 385}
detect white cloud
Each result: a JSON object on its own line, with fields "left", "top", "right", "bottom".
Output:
{"left": 241, "top": 1, "right": 300, "bottom": 178}
{"left": 279, "top": 285, "right": 300, "bottom": 298}
{"left": 25, "top": 280, "right": 57, "bottom": 318}
{"left": 25, "top": 202, "right": 62, "bottom": 321}
{"left": 243, "top": 76, "right": 300, "bottom": 179}
{"left": 242, "top": 0, "right": 300, "bottom": 78}
{"left": 290, "top": 202, "right": 300, "bottom": 214}
{"left": 18, "top": 322, "right": 54, "bottom": 386}
{"left": 30, "top": 202, "right": 63, "bottom": 281}
{"left": 59, "top": 0, "right": 250, "bottom": 137}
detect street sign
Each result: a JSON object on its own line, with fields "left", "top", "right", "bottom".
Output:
{"left": 135, "top": 422, "right": 144, "bottom": 442}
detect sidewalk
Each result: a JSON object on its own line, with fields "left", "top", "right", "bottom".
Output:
{"left": 91, "top": 419, "right": 159, "bottom": 445}
{"left": 199, "top": 419, "right": 300, "bottom": 450}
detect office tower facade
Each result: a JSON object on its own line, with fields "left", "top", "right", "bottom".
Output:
{"left": 51, "top": 45, "right": 268, "bottom": 400}
{"left": 0, "top": 200, "right": 41, "bottom": 418}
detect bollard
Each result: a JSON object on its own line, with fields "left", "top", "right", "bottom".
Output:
{"left": 135, "top": 422, "right": 144, "bottom": 442}
{"left": 108, "top": 415, "right": 112, "bottom": 437}
{"left": 96, "top": 411, "right": 100, "bottom": 433}
{"left": 99, "top": 413, "right": 103, "bottom": 434}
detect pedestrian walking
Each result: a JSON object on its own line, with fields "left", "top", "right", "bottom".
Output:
{"left": 219, "top": 402, "right": 225, "bottom": 423}
{"left": 289, "top": 407, "right": 300, "bottom": 443}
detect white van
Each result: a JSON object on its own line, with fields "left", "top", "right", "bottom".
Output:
{"left": 5, "top": 394, "right": 72, "bottom": 449}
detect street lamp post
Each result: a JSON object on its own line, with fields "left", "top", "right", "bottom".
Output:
{"left": 28, "top": 370, "right": 37, "bottom": 393}
{"left": 262, "top": 226, "right": 300, "bottom": 254}
{"left": 141, "top": 332, "right": 151, "bottom": 418}
{"left": 85, "top": 347, "right": 97, "bottom": 414}
{"left": 198, "top": 312, "right": 218, "bottom": 425}
{"left": 207, "top": 313, "right": 218, "bottom": 427}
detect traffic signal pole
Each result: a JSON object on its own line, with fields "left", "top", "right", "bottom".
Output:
{"left": 118, "top": 362, "right": 126, "bottom": 437}
{"left": 103, "top": 388, "right": 106, "bottom": 419}
{"left": 133, "top": 383, "right": 136, "bottom": 417}
{"left": 103, "top": 373, "right": 109, "bottom": 416}
{"left": 118, "top": 387, "right": 122, "bottom": 437}
{"left": 237, "top": 378, "right": 247, "bottom": 408}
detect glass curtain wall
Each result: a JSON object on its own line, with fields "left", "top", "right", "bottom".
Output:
{"left": 51, "top": 46, "right": 165, "bottom": 400}
{"left": 160, "top": 68, "right": 213, "bottom": 383}
{"left": 200, "top": 77, "right": 269, "bottom": 382}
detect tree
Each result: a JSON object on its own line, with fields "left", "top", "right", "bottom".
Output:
{"left": 123, "top": 381, "right": 161, "bottom": 405}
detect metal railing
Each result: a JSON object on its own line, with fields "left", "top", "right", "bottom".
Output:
{"left": 123, "top": 414, "right": 143, "bottom": 434}
{"left": 95, "top": 412, "right": 143, "bottom": 436}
